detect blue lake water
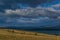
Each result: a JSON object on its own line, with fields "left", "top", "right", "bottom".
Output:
{"left": 32, "top": 30, "right": 60, "bottom": 35}
{"left": 3, "top": 26, "right": 60, "bottom": 35}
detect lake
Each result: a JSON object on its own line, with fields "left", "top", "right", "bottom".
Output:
{"left": 2, "top": 26, "right": 60, "bottom": 35}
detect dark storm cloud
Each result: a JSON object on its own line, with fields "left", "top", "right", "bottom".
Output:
{"left": 4, "top": 0, "right": 54, "bottom": 7}
{"left": 0, "top": 0, "right": 54, "bottom": 12}
{"left": 15, "top": 0, "right": 54, "bottom": 7}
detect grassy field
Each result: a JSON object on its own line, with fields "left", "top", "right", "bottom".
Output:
{"left": 0, "top": 29, "right": 59, "bottom": 40}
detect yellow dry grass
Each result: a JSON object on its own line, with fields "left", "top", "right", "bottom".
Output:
{"left": 0, "top": 29, "right": 59, "bottom": 40}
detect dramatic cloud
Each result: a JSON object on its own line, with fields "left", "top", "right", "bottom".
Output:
{"left": 46, "top": 3, "right": 60, "bottom": 14}
{"left": 1, "top": 0, "right": 54, "bottom": 6}
{"left": 1, "top": 0, "right": 60, "bottom": 27}
{"left": 53, "top": 4, "right": 60, "bottom": 8}
{"left": 0, "top": 0, "right": 55, "bottom": 12}
{"left": 5, "top": 7, "right": 60, "bottom": 19}
{"left": 3, "top": 4, "right": 60, "bottom": 18}
{"left": 4, "top": 16, "right": 60, "bottom": 26}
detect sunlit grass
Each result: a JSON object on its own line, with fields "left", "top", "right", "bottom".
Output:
{"left": 0, "top": 29, "right": 59, "bottom": 40}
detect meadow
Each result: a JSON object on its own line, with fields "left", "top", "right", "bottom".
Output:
{"left": 0, "top": 29, "right": 59, "bottom": 40}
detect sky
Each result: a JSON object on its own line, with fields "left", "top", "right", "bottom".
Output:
{"left": 0, "top": 0, "right": 60, "bottom": 27}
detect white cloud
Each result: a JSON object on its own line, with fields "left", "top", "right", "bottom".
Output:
{"left": 15, "top": 17, "right": 50, "bottom": 23}
{"left": 5, "top": 7, "right": 50, "bottom": 17}
{"left": 4, "top": 4, "right": 60, "bottom": 19}
{"left": 52, "top": 4, "right": 60, "bottom": 8}
{"left": 5, "top": 8, "right": 34, "bottom": 16}
{"left": 47, "top": 4, "right": 60, "bottom": 12}
{"left": 1, "top": 2, "right": 60, "bottom": 26}
{"left": 47, "top": 7, "right": 56, "bottom": 11}
{"left": 57, "top": 16, "right": 60, "bottom": 19}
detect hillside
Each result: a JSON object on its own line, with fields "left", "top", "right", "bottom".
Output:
{"left": 0, "top": 29, "right": 59, "bottom": 40}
